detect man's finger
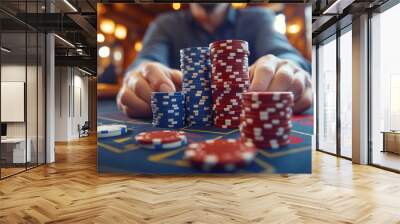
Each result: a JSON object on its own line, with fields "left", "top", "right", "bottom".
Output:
{"left": 293, "top": 86, "right": 313, "bottom": 114}
{"left": 289, "top": 70, "right": 307, "bottom": 101}
{"left": 117, "top": 85, "right": 151, "bottom": 117}
{"left": 141, "top": 63, "right": 176, "bottom": 92}
{"left": 169, "top": 69, "right": 183, "bottom": 91}
{"left": 266, "top": 62, "right": 294, "bottom": 92}
{"left": 249, "top": 55, "right": 280, "bottom": 92}
{"left": 127, "top": 74, "right": 153, "bottom": 105}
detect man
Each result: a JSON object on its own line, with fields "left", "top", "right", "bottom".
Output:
{"left": 117, "top": 3, "right": 312, "bottom": 118}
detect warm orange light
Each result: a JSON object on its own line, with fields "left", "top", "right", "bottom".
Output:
{"left": 287, "top": 24, "right": 301, "bottom": 34}
{"left": 115, "top": 24, "right": 127, "bottom": 40}
{"left": 100, "top": 19, "right": 115, "bottom": 34}
{"left": 134, "top": 41, "right": 143, "bottom": 52}
{"left": 231, "top": 3, "right": 247, "bottom": 9}
{"left": 97, "top": 33, "right": 105, "bottom": 43}
{"left": 172, "top": 3, "right": 181, "bottom": 10}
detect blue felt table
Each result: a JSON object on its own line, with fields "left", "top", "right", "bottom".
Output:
{"left": 97, "top": 100, "right": 313, "bottom": 174}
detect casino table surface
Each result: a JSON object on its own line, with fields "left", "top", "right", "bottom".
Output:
{"left": 97, "top": 100, "right": 313, "bottom": 174}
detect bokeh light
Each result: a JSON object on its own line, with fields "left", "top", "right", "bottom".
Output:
{"left": 274, "top": 14, "right": 286, "bottom": 34}
{"left": 115, "top": 24, "right": 127, "bottom": 40}
{"left": 97, "top": 33, "right": 105, "bottom": 43}
{"left": 99, "top": 46, "right": 110, "bottom": 58}
{"left": 287, "top": 24, "right": 301, "bottom": 34}
{"left": 172, "top": 3, "right": 181, "bottom": 10}
{"left": 113, "top": 50, "right": 123, "bottom": 61}
{"left": 231, "top": 3, "right": 247, "bottom": 9}
{"left": 134, "top": 41, "right": 143, "bottom": 52}
{"left": 100, "top": 19, "right": 115, "bottom": 34}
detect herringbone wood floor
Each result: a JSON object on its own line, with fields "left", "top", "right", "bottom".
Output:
{"left": 1, "top": 135, "right": 400, "bottom": 224}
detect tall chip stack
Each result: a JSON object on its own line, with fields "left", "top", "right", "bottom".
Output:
{"left": 151, "top": 92, "right": 185, "bottom": 128}
{"left": 180, "top": 47, "right": 213, "bottom": 127}
{"left": 240, "top": 92, "right": 294, "bottom": 149}
{"left": 209, "top": 40, "right": 250, "bottom": 129}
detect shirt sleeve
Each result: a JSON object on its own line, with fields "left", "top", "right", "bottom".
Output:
{"left": 127, "top": 15, "right": 171, "bottom": 72}
{"left": 253, "top": 10, "right": 311, "bottom": 73}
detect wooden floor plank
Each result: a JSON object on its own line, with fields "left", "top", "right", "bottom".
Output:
{"left": 1, "top": 135, "right": 400, "bottom": 223}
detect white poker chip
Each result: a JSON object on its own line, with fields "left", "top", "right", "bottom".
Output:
{"left": 97, "top": 124, "right": 128, "bottom": 138}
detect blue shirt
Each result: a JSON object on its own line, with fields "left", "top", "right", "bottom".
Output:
{"left": 130, "top": 7, "right": 311, "bottom": 73}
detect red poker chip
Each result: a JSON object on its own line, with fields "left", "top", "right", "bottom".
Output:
{"left": 241, "top": 112, "right": 292, "bottom": 122}
{"left": 214, "top": 110, "right": 241, "bottom": 116}
{"left": 212, "top": 79, "right": 250, "bottom": 85}
{"left": 213, "top": 105, "right": 242, "bottom": 113}
{"left": 214, "top": 94, "right": 242, "bottom": 99}
{"left": 210, "top": 40, "right": 249, "bottom": 49}
{"left": 242, "top": 106, "right": 292, "bottom": 113}
{"left": 214, "top": 123, "right": 240, "bottom": 129}
{"left": 241, "top": 117, "right": 292, "bottom": 126}
{"left": 240, "top": 125, "right": 293, "bottom": 134}
{"left": 211, "top": 53, "right": 249, "bottom": 60}
{"left": 210, "top": 48, "right": 250, "bottom": 54}
{"left": 212, "top": 76, "right": 250, "bottom": 82}
{"left": 214, "top": 111, "right": 242, "bottom": 117}
{"left": 212, "top": 93, "right": 242, "bottom": 100}
{"left": 213, "top": 71, "right": 249, "bottom": 77}
{"left": 242, "top": 97, "right": 294, "bottom": 104}
{"left": 241, "top": 100, "right": 294, "bottom": 108}
{"left": 240, "top": 123, "right": 292, "bottom": 133}
{"left": 242, "top": 110, "right": 292, "bottom": 118}
{"left": 214, "top": 117, "right": 241, "bottom": 124}
{"left": 214, "top": 110, "right": 242, "bottom": 116}
{"left": 241, "top": 102, "right": 294, "bottom": 110}
{"left": 212, "top": 65, "right": 248, "bottom": 69}
{"left": 214, "top": 120, "right": 241, "bottom": 127}
{"left": 211, "top": 83, "right": 249, "bottom": 89}
{"left": 210, "top": 42, "right": 249, "bottom": 49}
{"left": 214, "top": 100, "right": 241, "bottom": 108}
{"left": 214, "top": 104, "right": 242, "bottom": 110}
{"left": 211, "top": 58, "right": 249, "bottom": 63}
{"left": 211, "top": 77, "right": 250, "bottom": 87}
{"left": 214, "top": 94, "right": 242, "bottom": 100}
{"left": 242, "top": 92, "right": 294, "bottom": 101}
{"left": 184, "top": 139, "right": 257, "bottom": 171}
{"left": 240, "top": 130, "right": 291, "bottom": 140}
{"left": 211, "top": 62, "right": 249, "bottom": 67}
{"left": 241, "top": 137, "right": 290, "bottom": 149}
{"left": 215, "top": 123, "right": 241, "bottom": 129}
{"left": 214, "top": 113, "right": 241, "bottom": 120}
{"left": 213, "top": 103, "right": 242, "bottom": 110}
{"left": 135, "top": 130, "right": 186, "bottom": 145}
{"left": 240, "top": 121, "right": 293, "bottom": 131}
{"left": 211, "top": 57, "right": 249, "bottom": 62}
{"left": 212, "top": 69, "right": 249, "bottom": 74}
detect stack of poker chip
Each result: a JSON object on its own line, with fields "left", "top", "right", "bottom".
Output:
{"left": 151, "top": 92, "right": 185, "bottom": 128}
{"left": 209, "top": 40, "right": 250, "bottom": 129}
{"left": 180, "top": 47, "right": 213, "bottom": 127}
{"left": 240, "top": 92, "right": 294, "bottom": 149}
{"left": 97, "top": 124, "right": 128, "bottom": 138}
{"left": 135, "top": 130, "right": 187, "bottom": 150}
{"left": 184, "top": 139, "right": 257, "bottom": 171}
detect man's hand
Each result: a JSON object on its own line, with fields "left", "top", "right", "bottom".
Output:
{"left": 117, "top": 62, "right": 182, "bottom": 118}
{"left": 248, "top": 54, "right": 313, "bottom": 114}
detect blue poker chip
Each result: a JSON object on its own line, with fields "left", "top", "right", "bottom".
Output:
{"left": 180, "top": 46, "right": 213, "bottom": 127}
{"left": 151, "top": 92, "right": 185, "bottom": 128}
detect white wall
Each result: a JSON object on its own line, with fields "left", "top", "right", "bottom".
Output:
{"left": 54, "top": 67, "right": 89, "bottom": 141}
{"left": 1, "top": 65, "right": 29, "bottom": 138}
